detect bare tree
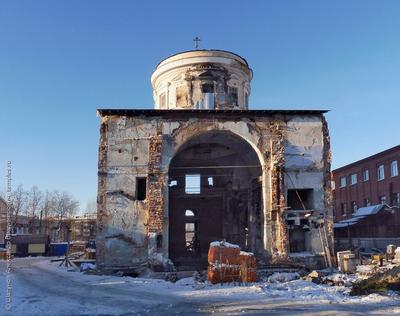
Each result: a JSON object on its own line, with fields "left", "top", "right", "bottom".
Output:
{"left": 52, "top": 191, "right": 79, "bottom": 219}
{"left": 27, "top": 186, "right": 43, "bottom": 233}
{"left": 39, "top": 190, "right": 54, "bottom": 234}
{"left": 10, "top": 184, "right": 27, "bottom": 229}
{"left": 52, "top": 191, "right": 79, "bottom": 241}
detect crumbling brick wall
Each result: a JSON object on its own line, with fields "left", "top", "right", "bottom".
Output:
{"left": 322, "top": 115, "right": 334, "bottom": 251}
{"left": 96, "top": 110, "right": 332, "bottom": 271}
{"left": 147, "top": 130, "right": 165, "bottom": 234}
{"left": 96, "top": 117, "right": 109, "bottom": 266}
{"left": 268, "top": 120, "right": 288, "bottom": 257}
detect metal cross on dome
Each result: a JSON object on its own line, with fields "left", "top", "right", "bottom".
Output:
{"left": 193, "top": 36, "right": 201, "bottom": 49}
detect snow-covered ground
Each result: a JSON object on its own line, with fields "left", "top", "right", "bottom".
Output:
{"left": 0, "top": 257, "right": 399, "bottom": 315}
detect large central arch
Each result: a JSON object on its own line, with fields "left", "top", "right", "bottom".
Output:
{"left": 168, "top": 131, "right": 263, "bottom": 270}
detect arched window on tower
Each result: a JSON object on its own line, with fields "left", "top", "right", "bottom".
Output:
{"left": 201, "top": 83, "right": 215, "bottom": 109}
{"left": 228, "top": 86, "right": 238, "bottom": 107}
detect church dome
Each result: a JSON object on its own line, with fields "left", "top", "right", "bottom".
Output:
{"left": 151, "top": 50, "right": 253, "bottom": 110}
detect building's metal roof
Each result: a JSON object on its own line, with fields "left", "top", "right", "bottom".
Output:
{"left": 334, "top": 204, "right": 388, "bottom": 229}
{"left": 97, "top": 109, "right": 328, "bottom": 117}
{"left": 334, "top": 217, "right": 365, "bottom": 228}
{"left": 352, "top": 204, "right": 385, "bottom": 217}
{"left": 155, "top": 49, "right": 250, "bottom": 68}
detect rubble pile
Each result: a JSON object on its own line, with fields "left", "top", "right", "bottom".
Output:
{"left": 350, "top": 265, "right": 400, "bottom": 295}
{"left": 303, "top": 270, "right": 323, "bottom": 284}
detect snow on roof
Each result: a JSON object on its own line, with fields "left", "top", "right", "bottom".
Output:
{"left": 352, "top": 204, "right": 385, "bottom": 217}
{"left": 335, "top": 204, "right": 386, "bottom": 229}
{"left": 334, "top": 216, "right": 366, "bottom": 228}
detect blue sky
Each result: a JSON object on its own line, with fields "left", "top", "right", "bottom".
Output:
{"left": 1, "top": 0, "right": 399, "bottom": 210}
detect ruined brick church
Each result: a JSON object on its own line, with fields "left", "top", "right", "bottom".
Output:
{"left": 96, "top": 49, "right": 333, "bottom": 273}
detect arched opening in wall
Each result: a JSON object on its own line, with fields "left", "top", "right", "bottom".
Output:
{"left": 168, "top": 131, "right": 262, "bottom": 270}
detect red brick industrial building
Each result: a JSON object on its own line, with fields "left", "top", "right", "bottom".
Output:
{"left": 332, "top": 145, "right": 400, "bottom": 249}
{"left": 333, "top": 145, "right": 400, "bottom": 221}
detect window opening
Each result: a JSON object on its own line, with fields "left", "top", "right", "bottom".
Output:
{"left": 287, "top": 189, "right": 313, "bottom": 210}
{"left": 391, "top": 161, "right": 398, "bottom": 177}
{"left": 228, "top": 86, "right": 238, "bottom": 106}
{"left": 185, "top": 174, "right": 200, "bottom": 194}
{"left": 363, "top": 169, "right": 369, "bottom": 181}
{"left": 202, "top": 84, "right": 214, "bottom": 93}
{"left": 185, "top": 222, "right": 197, "bottom": 252}
{"left": 377, "top": 165, "right": 385, "bottom": 181}
{"left": 350, "top": 174, "right": 357, "bottom": 185}
{"left": 136, "top": 177, "right": 147, "bottom": 200}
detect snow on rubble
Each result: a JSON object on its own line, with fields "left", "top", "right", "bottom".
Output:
{"left": 209, "top": 240, "right": 240, "bottom": 248}
{"left": 1, "top": 258, "right": 400, "bottom": 315}
{"left": 31, "top": 261, "right": 400, "bottom": 304}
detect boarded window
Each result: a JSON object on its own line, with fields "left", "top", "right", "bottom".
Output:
{"left": 287, "top": 189, "right": 313, "bottom": 210}
{"left": 136, "top": 177, "right": 147, "bottom": 200}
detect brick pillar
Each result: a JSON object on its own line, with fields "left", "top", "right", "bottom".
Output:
{"left": 147, "top": 134, "right": 165, "bottom": 234}
{"left": 322, "top": 115, "right": 334, "bottom": 252}
{"left": 269, "top": 120, "right": 288, "bottom": 257}
{"left": 96, "top": 118, "right": 109, "bottom": 267}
